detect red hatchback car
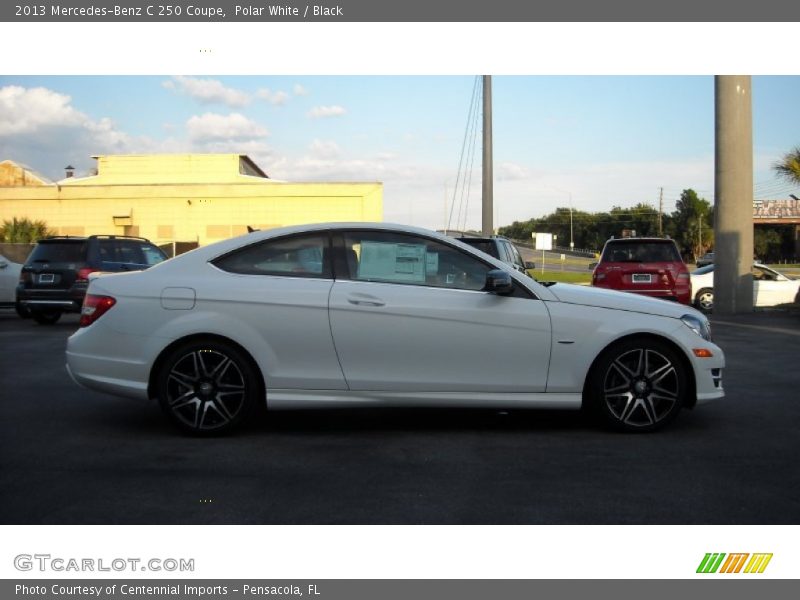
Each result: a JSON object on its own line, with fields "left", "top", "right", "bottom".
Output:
{"left": 591, "top": 237, "right": 691, "bottom": 304}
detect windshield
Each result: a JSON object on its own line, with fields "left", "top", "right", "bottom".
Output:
{"left": 458, "top": 239, "right": 499, "bottom": 258}
{"left": 601, "top": 241, "right": 681, "bottom": 263}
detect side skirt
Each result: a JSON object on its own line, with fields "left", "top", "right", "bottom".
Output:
{"left": 265, "top": 390, "right": 582, "bottom": 410}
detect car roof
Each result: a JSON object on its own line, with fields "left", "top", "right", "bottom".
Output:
{"left": 604, "top": 237, "right": 675, "bottom": 244}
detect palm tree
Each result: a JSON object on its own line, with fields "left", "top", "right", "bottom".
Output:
{"left": 0, "top": 217, "right": 54, "bottom": 243}
{"left": 773, "top": 146, "right": 800, "bottom": 185}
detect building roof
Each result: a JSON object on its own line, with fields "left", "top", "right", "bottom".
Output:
{"left": 0, "top": 160, "right": 55, "bottom": 186}
{"left": 62, "top": 153, "right": 272, "bottom": 186}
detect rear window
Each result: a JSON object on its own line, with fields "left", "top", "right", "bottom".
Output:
{"left": 459, "top": 239, "right": 499, "bottom": 258}
{"left": 601, "top": 241, "right": 681, "bottom": 263}
{"left": 99, "top": 240, "right": 167, "bottom": 266}
{"left": 27, "top": 241, "right": 86, "bottom": 263}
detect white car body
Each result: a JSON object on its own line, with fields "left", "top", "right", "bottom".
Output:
{"left": 690, "top": 263, "right": 800, "bottom": 309}
{"left": 66, "top": 223, "right": 724, "bottom": 433}
{"left": 0, "top": 253, "right": 22, "bottom": 305}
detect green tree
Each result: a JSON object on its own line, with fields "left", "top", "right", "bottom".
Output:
{"left": 754, "top": 228, "right": 782, "bottom": 261}
{"left": 773, "top": 146, "right": 800, "bottom": 185}
{"left": 670, "top": 189, "right": 713, "bottom": 260}
{"left": 0, "top": 217, "right": 54, "bottom": 243}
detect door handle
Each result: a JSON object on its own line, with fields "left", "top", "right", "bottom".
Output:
{"left": 347, "top": 295, "right": 385, "bottom": 307}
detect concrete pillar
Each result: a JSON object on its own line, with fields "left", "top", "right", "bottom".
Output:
{"left": 714, "top": 76, "right": 754, "bottom": 314}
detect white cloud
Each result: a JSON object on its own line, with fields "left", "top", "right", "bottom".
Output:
{"left": 255, "top": 88, "right": 289, "bottom": 106}
{"left": 163, "top": 76, "right": 250, "bottom": 108}
{"left": 307, "top": 105, "right": 347, "bottom": 119}
{"left": 309, "top": 139, "right": 341, "bottom": 159}
{"left": 0, "top": 86, "right": 87, "bottom": 136}
{"left": 497, "top": 162, "right": 531, "bottom": 181}
{"left": 186, "top": 113, "right": 268, "bottom": 142}
{"left": 293, "top": 84, "right": 309, "bottom": 96}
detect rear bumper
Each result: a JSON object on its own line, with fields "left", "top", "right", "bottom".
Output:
{"left": 17, "top": 285, "right": 86, "bottom": 312}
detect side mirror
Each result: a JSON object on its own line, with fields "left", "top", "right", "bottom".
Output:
{"left": 0, "top": 261, "right": 7, "bottom": 269}
{"left": 483, "top": 269, "right": 514, "bottom": 295}
{"left": 588, "top": 262, "right": 598, "bottom": 271}
{"left": 524, "top": 261, "right": 536, "bottom": 270}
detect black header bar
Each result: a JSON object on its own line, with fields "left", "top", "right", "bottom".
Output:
{"left": 3, "top": 0, "right": 800, "bottom": 22}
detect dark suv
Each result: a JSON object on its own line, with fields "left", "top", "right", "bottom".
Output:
{"left": 456, "top": 236, "right": 534, "bottom": 275}
{"left": 591, "top": 237, "right": 691, "bottom": 304}
{"left": 17, "top": 235, "right": 167, "bottom": 324}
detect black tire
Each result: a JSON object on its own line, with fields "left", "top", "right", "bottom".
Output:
{"left": 694, "top": 288, "right": 714, "bottom": 314}
{"left": 31, "top": 309, "right": 62, "bottom": 325}
{"left": 588, "top": 337, "right": 688, "bottom": 432}
{"left": 156, "top": 339, "right": 261, "bottom": 435}
{"left": 15, "top": 301, "right": 31, "bottom": 319}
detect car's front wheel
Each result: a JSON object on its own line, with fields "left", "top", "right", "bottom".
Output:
{"left": 31, "top": 309, "right": 62, "bottom": 325}
{"left": 589, "top": 337, "right": 688, "bottom": 432}
{"left": 694, "top": 288, "right": 714, "bottom": 314}
{"left": 156, "top": 340, "right": 261, "bottom": 435}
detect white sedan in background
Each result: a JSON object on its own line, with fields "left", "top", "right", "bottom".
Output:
{"left": 66, "top": 223, "right": 724, "bottom": 435}
{"left": 691, "top": 263, "right": 800, "bottom": 313}
{"left": 0, "top": 253, "right": 23, "bottom": 310}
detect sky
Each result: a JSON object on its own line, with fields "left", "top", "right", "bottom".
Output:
{"left": 1, "top": 74, "right": 799, "bottom": 231}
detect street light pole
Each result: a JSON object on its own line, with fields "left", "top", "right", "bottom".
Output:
{"left": 569, "top": 193, "right": 574, "bottom": 250}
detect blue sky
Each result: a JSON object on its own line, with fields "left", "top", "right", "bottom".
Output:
{"left": 1, "top": 75, "right": 798, "bottom": 230}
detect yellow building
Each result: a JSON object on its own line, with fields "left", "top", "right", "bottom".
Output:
{"left": 0, "top": 154, "right": 383, "bottom": 247}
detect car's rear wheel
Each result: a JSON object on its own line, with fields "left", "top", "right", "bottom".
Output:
{"left": 31, "top": 309, "right": 62, "bottom": 325}
{"left": 694, "top": 288, "right": 714, "bottom": 314}
{"left": 156, "top": 340, "right": 260, "bottom": 435}
{"left": 590, "top": 338, "right": 687, "bottom": 432}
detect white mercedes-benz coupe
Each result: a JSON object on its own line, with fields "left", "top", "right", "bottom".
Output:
{"left": 66, "top": 223, "right": 724, "bottom": 435}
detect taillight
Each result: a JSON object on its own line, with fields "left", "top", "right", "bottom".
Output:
{"left": 19, "top": 271, "right": 31, "bottom": 284}
{"left": 80, "top": 294, "right": 116, "bottom": 327}
{"left": 77, "top": 267, "right": 99, "bottom": 282}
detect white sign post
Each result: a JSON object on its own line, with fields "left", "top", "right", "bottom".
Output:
{"left": 533, "top": 232, "right": 553, "bottom": 275}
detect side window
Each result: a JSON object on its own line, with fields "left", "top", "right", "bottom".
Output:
{"left": 214, "top": 234, "right": 330, "bottom": 278}
{"left": 342, "top": 231, "right": 491, "bottom": 291}
{"left": 116, "top": 241, "right": 146, "bottom": 264}
{"left": 753, "top": 266, "right": 776, "bottom": 281}
{"left": 141, "top": 244, "right": 167, "bottom": 266}
{"left": 506, "top": 242, "right": 524, "bottom": 269}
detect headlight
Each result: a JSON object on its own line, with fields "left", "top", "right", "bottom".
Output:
{"left": 681, "top": 314, "right": 712, "bottom": 341}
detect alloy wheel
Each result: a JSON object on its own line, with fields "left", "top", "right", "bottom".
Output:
{"left": 602, "top": 347, "right": 679, "bottom": 428}
{"left": 164, "top": 348, "right": 248, "bottom": 432}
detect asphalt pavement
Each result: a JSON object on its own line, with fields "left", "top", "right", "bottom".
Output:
{"left": 0, "top": 308, "right": 798, "bottom": 524}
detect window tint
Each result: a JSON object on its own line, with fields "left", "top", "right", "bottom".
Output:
{"left": 343, "top": 231, "right": 491, "bottom": 291}
{"left": 602, "top": 241, "right": 681, "bottom": 263}
{"left": 214, "top": 234, "right": 330, "bottom": 278}
{"left": 28, "top": 241, "right": 86, "bottom": 263}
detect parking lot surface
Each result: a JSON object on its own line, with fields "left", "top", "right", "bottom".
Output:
{"left": 1, "top": 309, "right": 798, "bottom": 524}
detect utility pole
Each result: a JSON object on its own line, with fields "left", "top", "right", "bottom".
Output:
{"left": 714, "top": 75, "right": 754, "bottom": 314}
{"left": 481, "top": 75, "right": 493, "bottom": 236}
{"left": 658, "top": 187, "right": 664, "bottom": 237}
